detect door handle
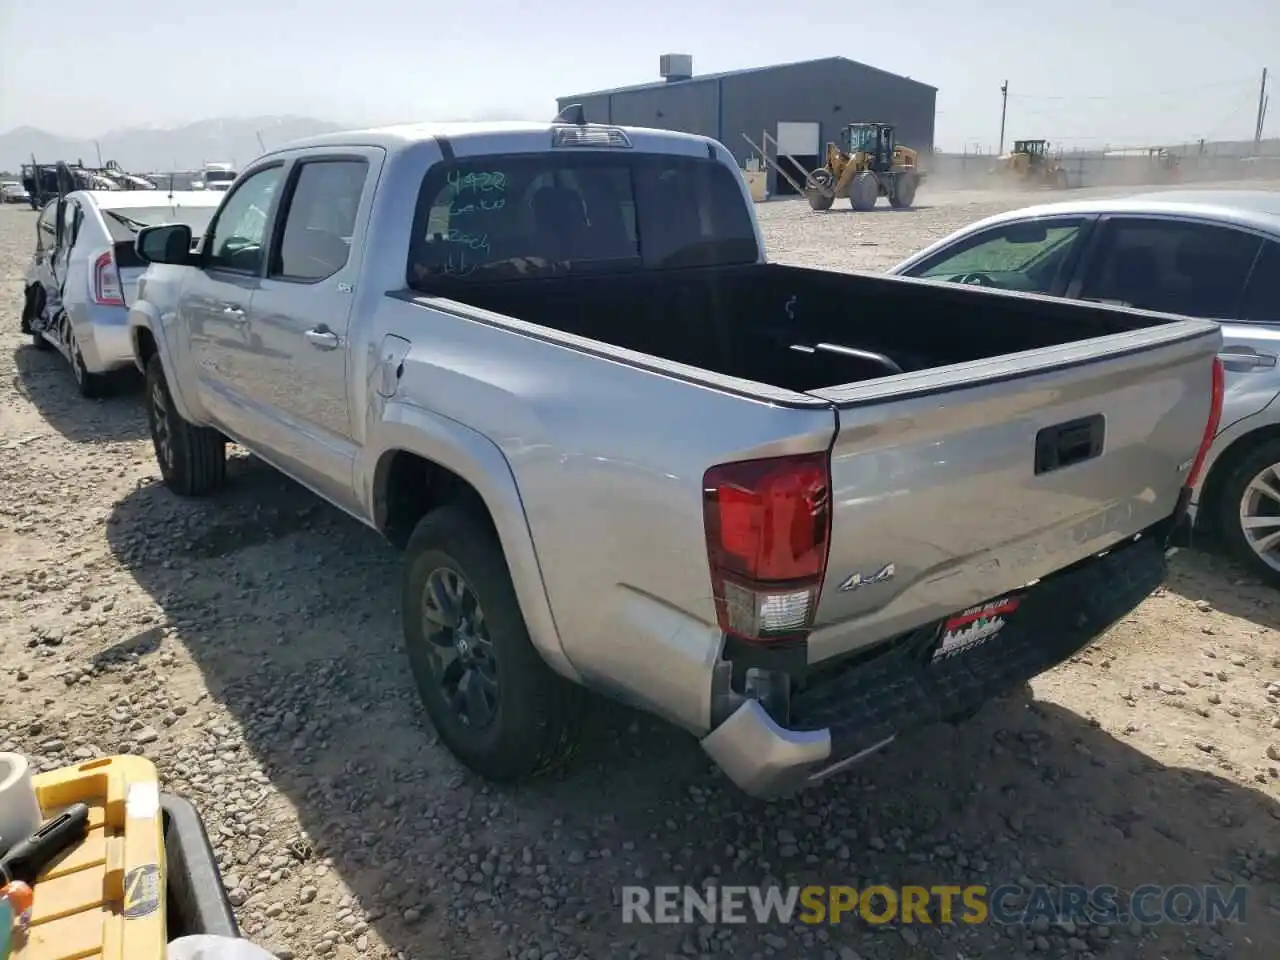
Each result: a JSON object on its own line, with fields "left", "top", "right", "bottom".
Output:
{"left": 305, "top": 327, "right": 341, "bottom": 350}
{"left": 1219, "top": 347, "right": 1277, "bottom": 370}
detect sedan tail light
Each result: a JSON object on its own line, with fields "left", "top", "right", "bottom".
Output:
{"left": 93, "top": 249, "right": 124, "bottom": 306}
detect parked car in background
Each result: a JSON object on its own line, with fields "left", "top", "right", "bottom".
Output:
{"left": 193, "top": 162, "right": 237, "bottom": 192}
{"left": 889, "top": 190, "right": 1280, "bottom": 585}
{"left": 20, "top": 190, "right": 225, "bottom": 397}
{"left": 125, "top": 119, "right": 1220, "bottom": 797}
{"left": 2, "top": 182, "right": 31, "bottom": 204}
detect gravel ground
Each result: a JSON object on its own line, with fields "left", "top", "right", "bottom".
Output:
{"left": 3, "top": 183, "right": 1280, "bottom": 960}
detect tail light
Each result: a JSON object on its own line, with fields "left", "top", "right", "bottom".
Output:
{"left": 703, "top": 452, "right": 832, "bottom": 643}
{"left": 93, "top": 250, "right": 124, "bottom": 306}
{"left": 1185, "top": 356, "right": 1225, "bottom": 488}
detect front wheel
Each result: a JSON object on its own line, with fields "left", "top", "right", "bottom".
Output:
{"left": 1217, "top": 438, "right": 1280, "bottom": 588}
{"left": 402, "top": 505, "right": 585, "bottom": 782}
{"left": 849, "top": 171, "right": 879, "bottom": 211}
{"left": 145, "top": 355, "right": 227, "bottom": 496}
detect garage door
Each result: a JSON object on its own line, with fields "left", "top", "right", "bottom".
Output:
{"left": 775, "top": 121, "right": 820, "bottom": 156}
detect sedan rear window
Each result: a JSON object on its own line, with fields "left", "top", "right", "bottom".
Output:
{"left": 407, "top": 152, "right": 759, "bottom": 286}
{"left": 101, "top": 206, "right": 218, "bottom": 242}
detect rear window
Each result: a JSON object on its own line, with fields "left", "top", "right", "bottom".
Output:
{"left": 101, "top": 206, "right": 218, "bottom": 242}
{"left": 407, "top": 152, "right": 758, "bottom": 285}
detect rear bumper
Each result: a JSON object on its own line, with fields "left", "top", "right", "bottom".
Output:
{"left": 701, "top": 521, "right": 1169, "bottom": 798}
{"left": 74, "top": 303, "right": 135, "bottom": 373}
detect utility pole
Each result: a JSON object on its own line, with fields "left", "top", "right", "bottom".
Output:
{"left": 999, "top": 81, "right": 1009, "bottom": 156}
{"left": 1255, "top": 68, "right": 1269, "bottom": 147}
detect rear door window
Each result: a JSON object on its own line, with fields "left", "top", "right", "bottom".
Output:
{"left": 1078, "top": 218, "right": 1262, "bottom": 319}
{"left": 407, "top": 153, "right": 758, "bottom": 285}
{"left": 270, "top": 158, "right": 368, "bottom": 282}
{"left": 1240, "top": 241, "right": 1280, "bottom": 324}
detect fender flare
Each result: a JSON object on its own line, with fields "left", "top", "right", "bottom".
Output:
{"left": 364, "top": 403, "right": 582, "bottom": 684}
{"left": 127, "top": 308, "right": 203, "bottom": 424}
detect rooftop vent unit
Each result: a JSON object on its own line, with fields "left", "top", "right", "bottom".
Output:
{"left": 660, "top": 54, "right": 693, "bottom": 83}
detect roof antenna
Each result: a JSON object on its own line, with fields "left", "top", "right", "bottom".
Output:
{"left": 554, "top": 103, "right": 587, "bottom": 125}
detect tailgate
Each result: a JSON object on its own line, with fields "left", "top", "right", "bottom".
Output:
{"left": 805, "top": 319, "right": 1221, "bottom": 663}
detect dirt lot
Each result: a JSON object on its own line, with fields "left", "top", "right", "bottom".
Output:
{"left": 2, "top": 184, "right": 1279, "bottom": 960}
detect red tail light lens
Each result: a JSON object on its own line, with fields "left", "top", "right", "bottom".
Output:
{"left": 1185, "top": 356, "right": 1225, "bottom": 489}
{"left": 703, "top": 452, "right": 832, "bottom": 643}
{"left": 93, "top": 250, "right": 124, "bottom": 306}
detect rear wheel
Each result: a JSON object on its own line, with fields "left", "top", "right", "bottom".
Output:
{"left": 403, "top": 505, "right": 585, "bottom": 782}
{"left": 67, "top": 326, "right": 110, "bottom": 399}
{"left": 1217, "top": 439, "right": 1280, "bottom": 588}
{"left": 849, "top": 171, "right": 879, "bottom": 211}
{"left": 145, "top": 355, "right": 227, "bottom": 496}
{"left": 889, "top": 173, "right": 917, "bottom": 209}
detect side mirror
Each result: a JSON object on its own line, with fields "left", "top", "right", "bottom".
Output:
{"left": 136, "top": 223, "right": 195, "bottom": 265}
{"left": 1005, "top": 223, "right": 1048, "bottom": 244}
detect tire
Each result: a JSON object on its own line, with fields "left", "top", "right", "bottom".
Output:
{"left": 849, "top": 171, "right": 879, "bottom": 211}
{"left": 889, "top": 174, "right": 917, "bottom": 209}
{"left": 1216, "top": 438, "right": 1280, "bottom": 588}
{"left": 145, "top": 354, "right": 227, "bottom": 496}
{"left": 21, "top": 287, "right": 50, "bottom": 350}
{"left": 806, "top": 190, "right": 834, "bottom": 211}
{"left": 402, "top": 505, "right": 585, "bottom": 782}
{"left": 804, "top": 169, "right": 835, "bottom": 211}
{"left": 68, "top": 327, "right": 110, "bottom": 399}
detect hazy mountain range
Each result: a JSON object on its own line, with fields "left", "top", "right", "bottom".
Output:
{"left": 0, "top": 116, "right": 349, "bottom": 174}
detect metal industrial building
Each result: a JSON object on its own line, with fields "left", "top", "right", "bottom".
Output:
{"left": 556, "top": 55, "right": 937, "bottom": 195}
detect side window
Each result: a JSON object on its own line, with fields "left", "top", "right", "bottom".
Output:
{"left": 205, "top": 165, "right": 284, "bottom": 274}
{"left": 271, "top": 159, "right": 368, "bottom": 282}
{"left": 906, "top": 218, "right": 1088, "bottom": 294}
{"left": 1241, "top": 241, "right": 1280, "bottom": 324}
{"left": 61, "top": 201, "right": 83, "bottom": 249}
{"left": 1079, "top": 218, "right": 1262, "bottom": 319}
{"left": 36, "top": 202, "right": 57, "bottom": 250}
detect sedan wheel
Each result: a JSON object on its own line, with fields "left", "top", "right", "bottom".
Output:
{"left": 1238, "top": 463, "right": 1280, "bottom": 571}
{"left": 1217, "top": 438, "right": 1280, "bottom": 588}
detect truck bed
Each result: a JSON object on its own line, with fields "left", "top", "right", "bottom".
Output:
{"left": 413, "top": 262, "right": 1170, "bottom": 394}
{"left": 405, "top": 261, "right": 1218, "bottom": 669}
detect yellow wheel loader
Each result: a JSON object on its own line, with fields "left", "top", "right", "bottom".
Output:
{"left": 996, "top": 139, "right": 1070, "bottom": 189}
{"left": 804, "top": 122, "right": 924, "bottom": 212}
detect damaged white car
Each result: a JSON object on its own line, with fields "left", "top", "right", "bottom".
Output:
{"left": 20, "top": 190, "right": 223, "bottom": 397}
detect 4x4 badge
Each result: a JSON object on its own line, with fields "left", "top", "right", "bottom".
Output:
{"left": 839, "top": 563, "right": 895, "bottom": 592}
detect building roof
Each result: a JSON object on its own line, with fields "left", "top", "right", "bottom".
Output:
{"left": 558, "top": 56, "right": 937, "bottom": 101}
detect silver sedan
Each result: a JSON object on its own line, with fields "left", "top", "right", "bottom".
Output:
{"left": 20, "top": 190, "right": 223, "bottom": 397}
{"left": 888, "top": 189, "right": 1280, "bottom": 584}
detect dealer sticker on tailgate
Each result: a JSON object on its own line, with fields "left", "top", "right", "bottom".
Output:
{"left": 934, "top": 594, "right": 1022, "bottom": 659}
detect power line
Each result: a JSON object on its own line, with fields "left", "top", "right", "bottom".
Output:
{"left": 1005, "top": 76, "right": 1260, "bottom": 103}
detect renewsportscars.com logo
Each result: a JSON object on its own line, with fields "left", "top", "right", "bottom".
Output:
{"left": 621, "top": 884, "right": 1249, "bottom": 927}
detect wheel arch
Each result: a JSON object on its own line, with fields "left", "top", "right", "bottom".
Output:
{"left": 1196, "top": 422, "right": 1280, "bottom": 534}
{"left": 128, "top": 312, "right": 204, "bottom": 424}
{"left": 365, "top": 408, "right": 581, "bottom": 684}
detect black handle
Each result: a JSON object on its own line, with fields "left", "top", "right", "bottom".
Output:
{"left": 1035, "top": 414, "right": 1105, "bottom": 475}
{"left": 0, "top": 802, "right": 90, "bottom": 885}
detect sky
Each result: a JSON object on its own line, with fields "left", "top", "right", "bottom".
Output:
{"left": 0, "top": 0, "right": 1275, "bottom": 152}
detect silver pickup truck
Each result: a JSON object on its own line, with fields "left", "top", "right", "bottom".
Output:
{"left": 126, "top": 117, "right": 1225, "bottom": 798}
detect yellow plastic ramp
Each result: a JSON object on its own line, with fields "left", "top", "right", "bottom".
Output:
{"left": 13, "top": 756, "right": 166, "bottom": 960}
